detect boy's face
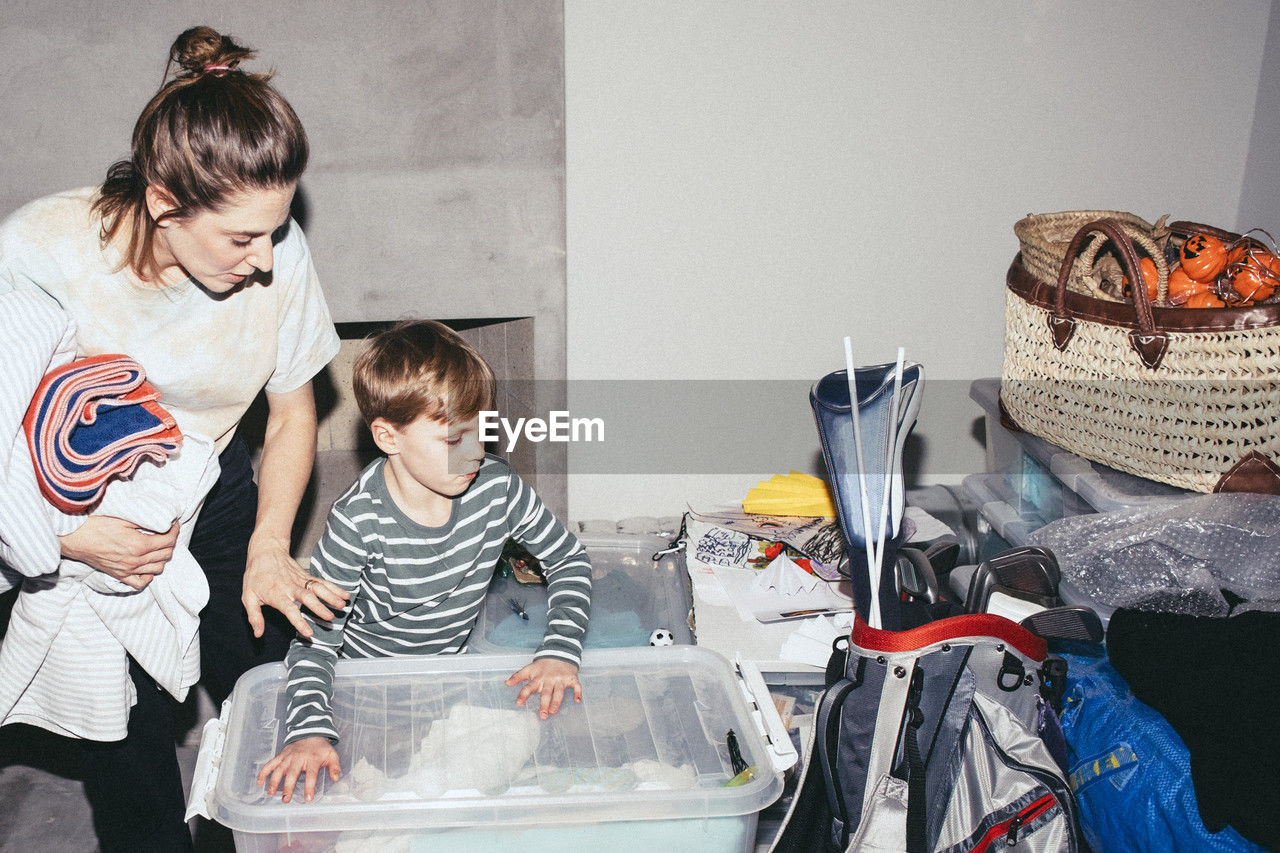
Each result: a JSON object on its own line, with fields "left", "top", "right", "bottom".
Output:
{"left": 378, "top": 413, "right": 485, "bottom": 500}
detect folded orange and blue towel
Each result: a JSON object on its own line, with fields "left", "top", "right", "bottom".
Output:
{"left": 23, "top": 354, "right": 183, "bottom": 513}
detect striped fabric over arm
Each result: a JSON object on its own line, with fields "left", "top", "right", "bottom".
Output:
{"left": 0, "top": 289, "right": 83, "bottom": 586}
{"left": 283, "top": 503, "right": 369, "bottom": 743}
{"left": 504, "top": 472, "right": 592, "bottom": 666}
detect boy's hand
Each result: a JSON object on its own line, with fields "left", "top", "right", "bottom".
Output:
{"left": 506, "top": 658, "right": 582, "bottom": 719}
{"left": 256, "top": 737, "right": 341, "bottom": 804}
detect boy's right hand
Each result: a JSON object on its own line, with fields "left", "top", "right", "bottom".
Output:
{"left": 257, "top": 737, "right": 342, "bottom": 804}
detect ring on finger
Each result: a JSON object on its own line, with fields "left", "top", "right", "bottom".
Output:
{"left": 303, "top": 578, "right": 317, "bottom": 593}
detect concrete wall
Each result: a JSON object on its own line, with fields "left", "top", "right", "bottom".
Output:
{"left": 0, "top": 3, "right": 565, "bottom": 324}
{"left": 564, "top": 0, "right": 1275, "bottom": 519}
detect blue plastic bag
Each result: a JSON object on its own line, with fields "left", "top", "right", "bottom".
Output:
{"left": 1059, "top": 653, "right": 1263, "bottom": 853}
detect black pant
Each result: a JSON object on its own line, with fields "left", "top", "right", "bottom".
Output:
{"left": 80, "top": 658, "right": 193, "bottom": 852}
{"left": 190, "top": 436, "right": 293, "bottom": 706}
{"left": 80, "top": 437, "right": 294, "bottom": 851}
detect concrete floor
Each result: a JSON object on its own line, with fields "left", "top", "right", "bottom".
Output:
{"left": 0, "top": 723, "right": 235, "bottom": 852}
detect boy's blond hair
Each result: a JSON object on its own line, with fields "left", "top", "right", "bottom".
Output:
{"left": 352, "top": 320, "right": 495, "bottom": 427}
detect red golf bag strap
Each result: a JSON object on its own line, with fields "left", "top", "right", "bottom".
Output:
{"left": 852, "top": 612, "right": 1047, "bottom": 662}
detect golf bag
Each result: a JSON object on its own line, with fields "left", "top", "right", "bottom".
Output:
{"left": 811, "top": 362, "right": 924, "bottom": 631}
{"left": 770, "top": 613, "right": 1076, "bottom": 853}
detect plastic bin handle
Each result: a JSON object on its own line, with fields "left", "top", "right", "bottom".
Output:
{"left": 734, "top": 656, "right": 799, "bottom": 774}
{"left": 184, "top": 700, "right": 231, "bottom": 822}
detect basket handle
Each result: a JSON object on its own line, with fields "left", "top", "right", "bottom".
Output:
{"left": 1050, "top": 218, "right": 1169, "bottom": 369}
{"left": 1077, "top": 226, "right": 1169, "bottom": 304}
{"left": 1168, "top": 220, "right": 1241, "bottom": 243}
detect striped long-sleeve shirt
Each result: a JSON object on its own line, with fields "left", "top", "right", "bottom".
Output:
{"left": 283, "top": 453, "right": 592, "bottom": 743}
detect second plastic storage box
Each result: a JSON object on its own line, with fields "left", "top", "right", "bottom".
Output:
{"left": 467, "top": 533, "right": 693, "bottom": 653}
{"left": 188, "top": 646, "right": 782, "bottom": 852}
{"left": 961, "top": 471, "right": 1120, "bottom": 624}
{"left": 748, "top": 664, "right": 827, "bottom": 848}
{"left": 970, "top": 378, "right": 1193, "bottom": 524}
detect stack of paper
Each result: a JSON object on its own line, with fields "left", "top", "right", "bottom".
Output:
{"left": 751, "top": 552, "right": 821, "bottom": 595}
{"left": 779, "top": 612, "right": 855, "bottom": 667}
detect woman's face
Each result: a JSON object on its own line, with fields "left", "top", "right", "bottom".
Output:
{"left": 149, "top": 183, "right": 296, "bottom": 293}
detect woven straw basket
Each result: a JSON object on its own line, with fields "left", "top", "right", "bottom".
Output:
{"left": 1001, "top": 218, "right": 1280, "bottom": 494}
{"left": 1014, "top": 210, "right": 1171, "bottom": 301}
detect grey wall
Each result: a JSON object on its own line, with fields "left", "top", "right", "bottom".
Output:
{"left": 1238, "top": 1, "right": 1280, "bottom": 232}
{"left": 564, "top": 0, "right": 1275, "bottom": 518}
{"left": 1, "top": 3, "right": 566, "bottom": 323}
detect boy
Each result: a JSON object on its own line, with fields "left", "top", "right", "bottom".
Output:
{"left": 257, "top": 320, "right": 592, "bottom": 803}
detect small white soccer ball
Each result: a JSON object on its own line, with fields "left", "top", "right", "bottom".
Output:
{"left": 649, "top": 628, "right": 675, "bottom": 647}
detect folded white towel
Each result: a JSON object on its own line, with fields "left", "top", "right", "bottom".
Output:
{"left": 0, "top": 435, "right": 218, "bottom": 739}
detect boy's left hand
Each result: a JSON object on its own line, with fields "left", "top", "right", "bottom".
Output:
{"left": 506, "top": 659, "right": 582, "bottom": 719}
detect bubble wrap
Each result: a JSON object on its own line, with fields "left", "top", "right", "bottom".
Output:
{"left": 1028, "top": 494, "right": 1280, "bottom": 617}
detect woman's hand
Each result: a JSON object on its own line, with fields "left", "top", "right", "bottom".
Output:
{"left": 507, "top": 658, "right": 583, "bottom": 719}
{"left": 242, "top": 535, "right": 349, "bottom": 638}
{"left": 257, "top": 736, "right": 341, "bottom": 803}
{"left": 242, "top": 381, "right": 347, "bottom": 637}
{"left": 58, "top": 515, "right": 179, "bottom": 590}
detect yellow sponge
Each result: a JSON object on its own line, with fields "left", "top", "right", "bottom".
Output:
{"left": 743, "top": 470, "right": 836, "bottom": 517}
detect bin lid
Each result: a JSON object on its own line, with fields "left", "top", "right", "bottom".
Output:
{"left": 469, "top": 533, "right": 693, "bottom": 653}
{"left": 196, "top": 646, "right": 782, "bottom": 834}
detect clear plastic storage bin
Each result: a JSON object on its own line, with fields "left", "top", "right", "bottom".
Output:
{"left": 961, "top": 471, "right": 1116, "bottom": 625}
{"left": 188, "top": 647, "right": 782, "bottom": 852}
{"left": 970, "top": 378, "right": 1194, "bottom": 521}
{"left": 962, "top": 471, "right": 1046, "bottom": 559}
{"left": 748, "top": 664, "right": 826, "bottom": 848}
{"left": 468, "top": 533, "right": 693, "bottom": 654}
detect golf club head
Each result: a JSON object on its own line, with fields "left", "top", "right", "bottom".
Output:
{"left": 1020, "top": 606, "right": 1105, "bottom": 644}
{"left": 896, "top": 546, "right": 941, "bottom": 605}
{"left": 963, "top": 546, "right": 1063, "bottom": 614}
{"left": 986, "top": 545, "right": 1060, "bottom": 595}
{"left": 964, "top": 559, "right": 994, "bottom": 614}
{"left": 983, "top": 582, "right": 1061, "bottom": 614}
{"left": 922, "top": 540, "right": 961, "bottom": 576}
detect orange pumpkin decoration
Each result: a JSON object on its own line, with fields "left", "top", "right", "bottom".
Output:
{"left": 1180, "top": 233, "right": 1229, "bottom": 283}
{"left": 1227, "top": 241, "right": 1249, "bottom": 267}
{"left": 1121, "top": 256, "right": 1161, "bottom": 303}
{"left": 1250, "top": 248, "right": 1280, "bottom": 282}
{"left": 1165, "top": 266, "right": 1209, "bottom": 306}
{"left": 1183, "top": 291, "right": 1226, "bottom": 309}
{"left": 1228, "top": 258, "right": 1277, "bottom": 302}
{"left": 1137, "top": 256, "right": 1159, "bottom": 303}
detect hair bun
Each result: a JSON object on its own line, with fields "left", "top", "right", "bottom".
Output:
{"left": 170, "top": 25, "right": 256, "bottom": 77}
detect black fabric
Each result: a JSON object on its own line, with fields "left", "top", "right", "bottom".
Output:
{"left": 903, "top": 669, "right": 928, "bottom": 853}
{"left": 1107, "top": 608, "right": 1280, "bottom": 851}
{"left": 844, "top": 542, "right": 905, "bottom": 630}
{"left": 80, "top": 658, "right": 193, "bottom": 852}
{"left": 771, "top": 743, "right": 840, "bottom": 853}
{"left": 190, "top": 436, "right": 292, "bottom": 705}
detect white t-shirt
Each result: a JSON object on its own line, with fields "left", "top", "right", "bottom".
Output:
{"left": 0, "top": 187, "right": 340, "bottom": 452}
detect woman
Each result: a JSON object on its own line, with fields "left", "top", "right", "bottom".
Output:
{"left": 0, "top": 26, "right": 347, "bottom": 851}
